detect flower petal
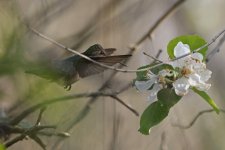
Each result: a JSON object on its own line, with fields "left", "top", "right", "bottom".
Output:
{"left": 198, "top": 69, "right": 212, "bottom": 82}
{"left": 174, "top": 42, "right": 191, "bottom": 58}
{"left": 147, "top": 84, "right": 161, "bottom": 102}
{"left": 170, "top": 58, "right": 187, "bottom": 68}
{"left": 196, "top": 83, "right": 211, "bottom": 91}
{"left": 173, "top": 77, "right": 190, "bottom": 96}
{"left": 191, "top": 53, "right": 203, "bottom": 61}
{"left": 135, "top": 79, "right": 155, "bottom": 92}
{"left": 188, "top": 74, "right": 201, "bottom": 86}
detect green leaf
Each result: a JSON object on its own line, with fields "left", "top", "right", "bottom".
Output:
{"left": 157, "top": 88, "right": 182, "bottom": 108}
{"left": 139, "top": 101, "right": 169, "bottom": 135}
{"left": 150, "top": 63, "right": 174, "bottom": 75}
{"left": 192, "top": 88, "right": 220, "bottom": 114}
{"left": 139, "top": 88, "right": 182, "bottom": 135}
{"left": 136, "top": 63, "right": 173, "bottom": 81}
{"left": 136, "top": 64, "right": 150, "bottom": 81}
{"left": 167, "top": 35, "right": 207, "bottom": 60}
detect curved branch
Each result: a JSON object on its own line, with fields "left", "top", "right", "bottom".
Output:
{"left": 130, "top": 0, "right": 187, "bottom": 50}
{"left": 206, "top": 32, "right": 225, "bottom": 62}
{"left": 9, "top": 92, "right": 116, "bottom": 126}
{"left": 172, "top": 109, "right": 225, "bottom": 129}
{"left": 9, "top": 91, "right": 139, "bottom": 126}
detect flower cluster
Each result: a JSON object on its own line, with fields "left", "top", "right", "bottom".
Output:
{"left": 135, "top": 42, "right": 212, "bottom": 101}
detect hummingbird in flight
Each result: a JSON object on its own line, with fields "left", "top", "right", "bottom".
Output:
{"left": 26, "top": 44, "right": 131, "bottom": 90}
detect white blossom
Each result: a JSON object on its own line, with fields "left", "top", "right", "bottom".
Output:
{"left": 135, "top": 71, "right": 165, "bottom": 103}
{"left": 135, "top": 41, "right": 212, "bottom": 101}
{"left": 171, "top": 42, "right": 212, "bottom": 96}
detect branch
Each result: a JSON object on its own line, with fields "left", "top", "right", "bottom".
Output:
{"left": 110, "top": 95, "right": 139, "bottom": 116}
{"left": 4, "top": 105, "right": 59, "bottom": 149}
{"left": 9, "top": 92, "right": 117, "bottom": 126}
{"left": 5, "top": 125, "right": 56, "bottom": 149}
{"left": 172, "top": 109, "right": 225, "bottom": 129}
{"left": 36, "top": 107, "right": 46, "bottom": 125}
{"left": 129, "top": 0, "right": 187, "bottom": 50}
{"left": 5, "top": 110, "right": 56, "bottom": 150}
{"left": 37, "top": 131, "right": 70, "bottom": 137}
{"left": 143, "top": 52, "right": 163, "bottom": 63}
{"left": 5, "top": 134, "right": 27, "bottom": 148}
{"left": 27, "top": 26, "right": 225, "bottom": 74}
{"left": 206, "top": 32, "right": 225, "bottom": 62}
{"left": 28, "top": 26, "right": 136, "bottom": 73}
{"left": 9, "top": 91, "right": 138, "bottom": 126}
{"left": 174, "top": 28, "right": 225, "bottom": 61}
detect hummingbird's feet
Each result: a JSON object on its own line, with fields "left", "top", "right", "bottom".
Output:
{"left": 64, "top": 85, "right": 71, "bottom": 91}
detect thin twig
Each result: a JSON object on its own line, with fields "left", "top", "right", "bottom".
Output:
{"left": 9, "top": 91, "right": 138, "bottom": 126}
{"left": 28, "top": 26, "right": 135, "bottom": 73}
{"left": 28, "top": 26, "right": 225, "bottom": 74}
{"left": 173, "top": 29, "right": 225, "bottom": 61}
{"left": 206, "top": 32, "right": 225, "bottom": 62}
{"left": 172, "top": 109, "right": 225, "bottom": 129}
{"left": 155, "top": 49, "right": 163, "bottom": 59}
{"left": 8, "top": 125, "right": 66, "bottom": 137}
{"left": 130, "top": 0, "right": 187, "bottom": 50}
{"left": 110, "top": 95, "right": 139, "bottom": 116}
{"left": 38, "top": 131, "right": 70, "bottom": 137}
{"left": 143, "top": 52, "right": 163, "bottom": 63}
{"left": 5, "top": 106, "right": 55, "bottom": 149}
{"left": 36, "top": 107, "right": 46, "bottom": 125}
{"left": 5, "top": 134, "right": 27, "bottom": 148}
{"left": 9, "top": 92, "right": 116, "bottom": 126}
{"left": 5, "top": 125, "right": 56, "bottom": 149}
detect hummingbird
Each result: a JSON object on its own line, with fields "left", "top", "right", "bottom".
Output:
{"left": 26, "top": 44, "right": 131, "bottom": 90}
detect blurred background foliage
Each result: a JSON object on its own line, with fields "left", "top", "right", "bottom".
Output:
{"left": 1, "top": 0, "right": 225, "bottom": 150}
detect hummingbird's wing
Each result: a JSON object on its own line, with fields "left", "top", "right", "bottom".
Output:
{"left": 76, "top": 55, "right": 131, "bottom": 78}
{"left": 82, "top": 44, "right": 116, "bottom": 56}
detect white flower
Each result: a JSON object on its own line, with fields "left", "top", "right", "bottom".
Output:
{"left": 171, "top": 42, "right": 212, "bottom": 96}
{"left": 135, "top": 70, "right": 171, "bottom": 102}
{"left": 173, "top": 77, "right": 190, "bottom": 96}
{"left": 174, "top": 42, "right": 190, "bottom": 57}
